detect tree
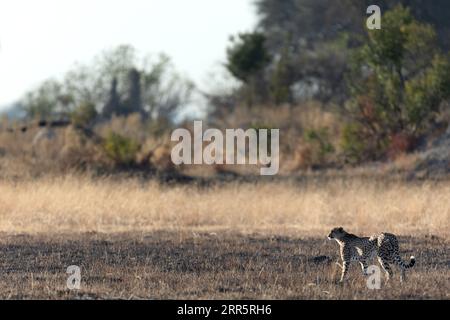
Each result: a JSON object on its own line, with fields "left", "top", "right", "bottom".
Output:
{"left": 256, "top": 0, "right": 450, "bottom": 53}
{"left": 269, "top": 39, "right": 294, "bottom": 105}
{"left": 101, "top": 78, "right": 121, "bottom": 119}
{"left": 21, "top": 79, "right": 72, "bottom": 119}
{"left": 123, "top": 68, "right": 144, "bottom": 116}
{"left": 253, "top": 0, "right": 450, "bottom": 104}
{"left": 87, "top": 47, "right": 192, "bottom": 122}
{"left": 21, "top": 45, "right": 194, "bottom": 124}
{"left": 226, "top": 32, "right": 271, "bottom": 106}
{"left": 141, "top": 54, "right": 195, "bottom": 121}
{"left": 343, "top": 6, "right": 450, "bottom": 161}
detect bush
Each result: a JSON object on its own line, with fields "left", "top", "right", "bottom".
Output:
{"left": 304, "top": 128, "right": 335, "bottom": 166}
{"left": 103, "top": 132, "right": 140, "bottom": 166}
{"left": 386, "top": 133, "right": 417, "bottom": 160}
{"left": 71, "top": 103, "right": 98, "bottom": 127}
{"left": 340, "top": 124, "right": 370, "bottom": 164}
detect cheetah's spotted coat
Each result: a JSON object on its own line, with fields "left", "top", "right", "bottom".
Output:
{"left": 328, "top": 227, "right": 416, "bottom": 283}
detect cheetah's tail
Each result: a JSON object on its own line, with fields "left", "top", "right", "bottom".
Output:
{"left": 394, "top": 255, "right": 416, "bottom": 269}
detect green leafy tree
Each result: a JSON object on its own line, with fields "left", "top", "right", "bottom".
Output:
{"left": 253, "top": 0, "right": 450, "bottom": 104}
{"left": 226, "top": 32, "right": 271, "bottom": 106}
{"left": 22, "top": 79, "right": 72, "bottom": 119}
{"left": 270, "top": 39, "right": 294, "bottom": 105}
{"left": 344, "top": 6, "right": 450, "bottom": 161}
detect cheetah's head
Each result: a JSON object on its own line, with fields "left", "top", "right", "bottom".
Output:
{"left": 327, "top": 227, "right": 346, "bottom": 240}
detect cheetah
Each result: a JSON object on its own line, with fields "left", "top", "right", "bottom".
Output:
{"left": 327, "top": 227, "right": 415, "bottom": 283}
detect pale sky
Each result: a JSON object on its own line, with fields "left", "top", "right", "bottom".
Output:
{"left": 0, "top": 0, "right": 257, "bottom": 108}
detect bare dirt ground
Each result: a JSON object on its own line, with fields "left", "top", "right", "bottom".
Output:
{"left": 0, "top": 231, "right": 447, "bottom": 300}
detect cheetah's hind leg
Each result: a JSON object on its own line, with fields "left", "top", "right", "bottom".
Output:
{"left": 359, "top": 259, "right": 369, "bottom": 276}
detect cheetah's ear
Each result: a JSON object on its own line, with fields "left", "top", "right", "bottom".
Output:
{"left": 338, "top": 227, "right": 344, "bottom": 232}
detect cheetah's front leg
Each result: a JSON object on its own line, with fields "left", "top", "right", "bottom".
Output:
{"left": 378, "top": 257, "right": 393, "bottom": 281}
{"left": 340, "top": 261, "right": 350, "bottom": 282}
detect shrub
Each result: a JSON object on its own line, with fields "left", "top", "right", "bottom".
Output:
{"left": 103, "top": 132, "right": 140, "bottom": 166}
{"left": 340, "top": 124, "right": 370, "bottom": 164}
{"left": 386, "top": 133, "right": 417, "bottom": 160}
{"left": 304, "top": 128, "right": 335, "bottom": 166}
{"left": 71, "top": 102, "right": 98, "bottom": 127}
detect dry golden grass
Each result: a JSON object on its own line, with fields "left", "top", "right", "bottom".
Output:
{"left": 207, "top": 102, "right": 343, "bottom": 171}
{"left": 0, "top": 175, "right": 448, "bottom": 237}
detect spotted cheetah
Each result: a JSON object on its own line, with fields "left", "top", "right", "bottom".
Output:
{"left": 327, "top": 227, "right": 415, "bottom": 283}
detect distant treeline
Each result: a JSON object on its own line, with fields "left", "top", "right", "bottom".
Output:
{"left": 18, "top": 46, "right": 194, "bottom": 125}
{"left": 218, "top": 2, "right": 450, "bottom": 163}
{"left": 8, "top": 1, "right": 450, "bottom": 169}
{"left": 219, "top": 0, "right": 450, "bottom": 107}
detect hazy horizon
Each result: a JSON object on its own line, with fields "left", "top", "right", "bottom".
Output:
{"left": 0, "top": 0, "right": 257, "bottom": 109}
